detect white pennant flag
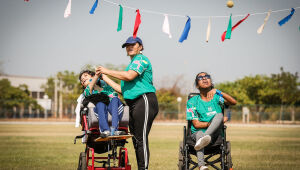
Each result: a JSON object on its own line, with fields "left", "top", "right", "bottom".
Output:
{"left": 64, "top": 0, "right": 72, "bottom": 18}
{"left": 162, "top": 14, "right": 172, "bottom": 38}
{"left": 206, "top": 17, "right": 211, "bottom": 42}
{"left": 257, "top": 10, "right": 271, "bottom": 34}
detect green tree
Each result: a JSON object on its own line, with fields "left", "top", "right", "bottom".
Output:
{"left": 0, "top": 79, "right": 42, "bottom": 117}
{"left": 270, "top": 67, "right": 300, "bottom": 122}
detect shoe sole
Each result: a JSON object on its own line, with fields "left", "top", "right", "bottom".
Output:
{"left": 194, "top": 135, "right": 211, "bottom": 151}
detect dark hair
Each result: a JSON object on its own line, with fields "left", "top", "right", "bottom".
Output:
{"left": 138, "top": 43, "right": 144, "bottom": 51}
{"left": 78, "top": 70, "right": 95, "bottom": 81}
{"left": 194, "top": 72, "right": 214, "bottom": 90}
{"left": 79, "top": 70, "right": 101, "bottom": 91}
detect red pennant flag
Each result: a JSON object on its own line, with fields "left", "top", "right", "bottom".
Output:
{"left": 221, "top": 14, "right": 250, "bottom": 41}
{"left": 24, "top": 0, "right": 29, "bottom": 1}
{"left": 133, "top": 9, "right": 141, "bottom": 38}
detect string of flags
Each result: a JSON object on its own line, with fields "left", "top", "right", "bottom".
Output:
{"left": 26, "top": 0, "right": 300, "bottom": 43}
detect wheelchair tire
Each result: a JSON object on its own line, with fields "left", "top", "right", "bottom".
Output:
{"left": 225, "top": 142, "right": 233, "bottom": 170}
{"left": 178, "top": 141, "right": 185, "bottom": 170}
{"left": 120, "top": 151, "right": 126, "bottom": 167}
{"left": 77, "top": 152, "right": 87, "bottom": 170}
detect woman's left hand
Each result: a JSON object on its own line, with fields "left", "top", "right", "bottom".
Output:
{"left": 207, "top": 88, "right": 216, "bottom": 100}
{"left": 96, "top": 66, "right": 109, "bottom": 75}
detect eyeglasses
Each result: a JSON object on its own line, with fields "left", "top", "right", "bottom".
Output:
{"left": 197, "top": 75, "right": 211, "bottom": 80}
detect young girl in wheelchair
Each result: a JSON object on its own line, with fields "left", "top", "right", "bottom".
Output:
{"left": 79, "top": 70, "right": 126, "bottom": 138}
{"left": 186, "top": 72, "right": 236, "bottom": 170}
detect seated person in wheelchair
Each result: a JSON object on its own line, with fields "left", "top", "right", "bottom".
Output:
{"left": 186, "top": 72, "right": 237, "bottom": 170}
{"left": 79, "top": 70, "right": 126, "bottom": 137}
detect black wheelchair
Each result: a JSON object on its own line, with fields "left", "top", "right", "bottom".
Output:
{"left": 178, "top": 93, "right": 233, "bottom": 170}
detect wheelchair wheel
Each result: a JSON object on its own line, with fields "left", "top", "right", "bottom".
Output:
{"left": 178, "top": 141, "right": 185, "bottom": 170}
{"left": 77, "top": 152, "right": 87, "bottom": 170}
{"left": 120, "top": 150, "right": 126, "bottom": 167}
{"left": 225, "top": 142, "right": 233, "bottom": 170}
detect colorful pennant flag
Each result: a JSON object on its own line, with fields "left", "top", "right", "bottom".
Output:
{"left": 225, "top": 14, "right": 232, "bottom": 40}
{"left": 133, "top": 9, "right": 141, "bottom": 38}
{"left": 64, "top": 0, "right": 72, "bottom": 18}
{"left": 117, "top": 5, "right": 123, "bottom": 32}
{"left": 24, "top": 0, "right": 29, "bottom": 2}
{"left": 278, "top": 8, "right": 295, "bottom": 26}
{"left": 257, "top": 10, "right": 271, "bottom": 34}
{"left": 221, "top": 14, "right": 250, "bottom": 41}
{"left": 206, "top": 17, "right": 211, "bottom": 42}
{"left": 162, "top": 14, "right": 172, "bottom": 38}
{"left": 89, "top": 0, "right": 99, "bottom": 14}
{"left": 179, "top": 16, "right": 191, "bottom": 43}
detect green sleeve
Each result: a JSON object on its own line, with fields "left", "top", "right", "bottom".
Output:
{"left": 83, "top": 85, "right": 91, "bottom": 97}
{"left": 128, "top": 55, "right": 149, "bottom": 75}
{"left": 186, "top": 98, "right": 199, "bottom": 120}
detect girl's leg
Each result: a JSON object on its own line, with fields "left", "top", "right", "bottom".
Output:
{"left": 205, "top": 113, "right": 223, "bottom": 136}
{"left": 192, "top": 131, "right": 206, "bottom": 167}
{"left": 194, "top": 113, "right": 223, "bottom": 151}
{"left": 107, "top": 97, "right": 122, "bottom": 130}
{"left": 95, "top": 102, "right": 109, "bottom": 132}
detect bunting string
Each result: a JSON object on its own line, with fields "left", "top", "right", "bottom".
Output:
{"left": 102, "top": 0, "right": 300, "bottom": 19}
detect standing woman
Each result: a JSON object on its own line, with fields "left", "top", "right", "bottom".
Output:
{"left": 96, "top": 36, "right": 158, "bottom": 170}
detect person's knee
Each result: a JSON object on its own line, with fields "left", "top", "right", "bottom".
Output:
{"left": 96, "top": 102, "right": 106, "bottom": 107}
{"left": 195, "top": 131, "right": 205, "bottom": 139}
{"left": 215, "top": 113, "right": 223, "bottom": 119}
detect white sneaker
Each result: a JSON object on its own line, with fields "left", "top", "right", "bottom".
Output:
{"left": 194, "top": 135, "right": 211, "bottom": 151}
{"left": 100, "top": 130, "right": 111, "bottom": 138}
{"left": 114, "top": 131, "right": 127, "bottom": 136}
{"left": 200, "top": 165, "right": 209, "bottom": 170}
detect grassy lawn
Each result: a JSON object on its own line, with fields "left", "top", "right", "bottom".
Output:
{"left": 0, "top": 123, "right": 300, "bottom": 170}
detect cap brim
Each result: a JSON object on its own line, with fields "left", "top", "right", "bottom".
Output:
{"left": 122, "top": 43, "right": 136, "bottom": 48}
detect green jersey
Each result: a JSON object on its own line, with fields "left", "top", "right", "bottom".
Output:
{"left": 121, "top": 54, "right": 156, "bottom": 100}
{"left": 186, "top": 94, "right": 224, "bottom": 133}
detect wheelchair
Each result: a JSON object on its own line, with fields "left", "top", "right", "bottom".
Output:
{"left": 178, "top": 93, "right": 233, "bottom": 170}
{"left": 74, "top": 98, "right": 131, "bottom": 170}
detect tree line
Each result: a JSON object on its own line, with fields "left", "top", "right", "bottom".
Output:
{"left": 0, "top": 65, "right": 299, "bottom": 120}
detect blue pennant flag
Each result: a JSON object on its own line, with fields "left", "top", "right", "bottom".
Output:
{"left": 278, "top": 8, "right": 295, "bottom": 26}
{"left": 179, "top": 16, "right": 191, "bottom": 43}
{"left": 89, "top": 0, "right": 99, "bottom": 14}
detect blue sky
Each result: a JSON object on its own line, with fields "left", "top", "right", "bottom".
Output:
{"left": 0, "top": 0, "right": 299, "bottom": 92}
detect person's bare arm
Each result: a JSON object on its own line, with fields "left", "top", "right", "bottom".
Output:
{"left": 192, "top": 120, "right": 210, "bottom": 129}
{"left": 222, "top": 92, "right": 237, "bottom": 105}
{"left": 100, "top": 74, "right": 122, "bottom": 94}
{"left": 207, "top": 89, "right": 237, "bottom": 105}
{"left": 96, "top": 66, "right": 138, "bottom": 81}
{"left": 88, "top": 74, "right": 100, "bottom": 94}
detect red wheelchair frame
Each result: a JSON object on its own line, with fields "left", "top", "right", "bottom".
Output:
{"left": 75, "top": 105, "right": 131, "bottom": 170}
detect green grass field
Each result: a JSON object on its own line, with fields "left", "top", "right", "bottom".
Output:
{"left": 0, "top": 123, "right": 300, "bottom": 170}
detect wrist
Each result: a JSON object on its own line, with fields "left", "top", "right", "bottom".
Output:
{"left": 216, "top": 89, "right": 223, "bottom": 97}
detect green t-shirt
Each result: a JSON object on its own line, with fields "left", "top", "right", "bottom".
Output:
{"left": 83, "top": 79, "right": 118, "bottom": 101}
{"left": 121, "top": 54, "right": 156, "bottom": 100}
{"left": 186, "top": 94, "right": 224, "bottom": 133}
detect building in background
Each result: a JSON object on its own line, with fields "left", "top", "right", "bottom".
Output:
{"left": 0, "top": 74, "right": 52, "bottom": 118}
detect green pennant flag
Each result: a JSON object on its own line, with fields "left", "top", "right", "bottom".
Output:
{"left": 117, "top": 5, "right": 123, "bottom": 32}
{"left": 225, "top": 14, "right": 232, "bottom": 39}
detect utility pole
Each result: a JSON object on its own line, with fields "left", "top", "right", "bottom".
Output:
{"left": 59, "top": 78, "right": 63, "bottom": 119}
{"left": 53, "top": 78, "right": 58, "bottom": 118}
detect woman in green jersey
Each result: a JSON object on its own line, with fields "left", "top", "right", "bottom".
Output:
{"left": 96, "top": 36, "right": 158, "bottom": 170}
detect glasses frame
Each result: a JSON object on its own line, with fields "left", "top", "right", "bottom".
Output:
{"left": 197, "top": 74, "right": 211, "bottom": 81}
